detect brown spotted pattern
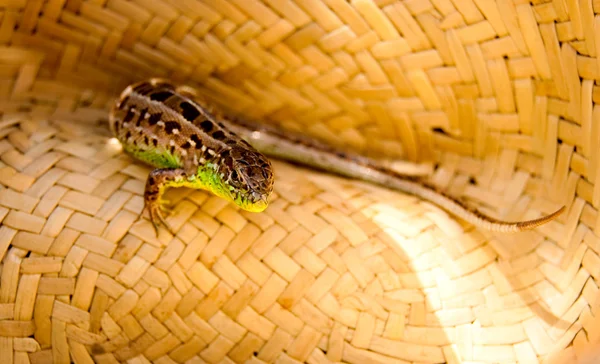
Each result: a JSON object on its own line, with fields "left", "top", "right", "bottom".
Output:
{"left": 109, "top": 78, "right": 274, "bottom": 235}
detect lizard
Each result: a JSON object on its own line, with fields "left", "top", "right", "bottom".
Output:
{"left": 109, "top": 78, "right": 566, "bottom": 235}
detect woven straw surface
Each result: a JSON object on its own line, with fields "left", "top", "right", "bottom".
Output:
{"left": 0, "top": 1, "right": 598, "bottom": 363}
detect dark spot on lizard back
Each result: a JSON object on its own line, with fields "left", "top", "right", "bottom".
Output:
{"left": 148, "top": 113, "right": 161, "bottom": 126}
{"left": 119, "top": 95, "right": 129, "bottom": 108}
{"left": 212, "top": 130, "right": 225, "bottom": 140}
{"left": 152, "top": 138, "right": 158, "bottom": 147}
{"left": 164, "top": 121, "right": 180, "bottom": 134}
{"left": 199, "top": 120, "right": 213, "bottom": 133}
{"left": 181, "top": 141, "right": 191, "bottom": 149}
{"left": 124, "top": 130, "right": 131, "bottom": 140}
{"left": 180, "top": 101, "right": 200, "bottom": 121}
{"left": 190, "top": 134, "right": 202, "bottom": 148}
{"left": 133, "top": 82, "right": 154, "bottom": 95}
{"left": 150, "top": 90, "right": 173, "bottom": 102}
{"left": 221, "top": 150, "right": 233, "bottom": 168}
{"left": 136, "top": 108, "right": 147, "bottom": 126}
{"left": 123, "top": 108, "right": 135, "bottom": 123}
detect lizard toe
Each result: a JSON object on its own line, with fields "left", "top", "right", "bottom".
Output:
{"left": 147, "top": 202, "right": 176, "bottom": 236}
{"left": 159, "top": 201, "right": 173, "bottom": 215}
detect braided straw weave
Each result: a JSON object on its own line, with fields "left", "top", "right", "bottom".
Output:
{"left": 0, "top": 0, "right": 598, "bottom": 363}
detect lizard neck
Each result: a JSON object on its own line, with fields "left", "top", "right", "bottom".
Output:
{"left": 193, "top": 162, "right": 228, "bottom": 199}
{"left": 193, "top": 162, "right": 268, "bottom": 212}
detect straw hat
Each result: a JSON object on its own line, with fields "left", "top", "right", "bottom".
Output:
{"left": 0, "top": 1, "right": 595, "bottom": 363}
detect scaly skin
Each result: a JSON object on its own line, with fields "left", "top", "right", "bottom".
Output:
{"left": 109, "top": 79, "right": 273, "bottom": 235}
{"left": 110, "top": 79, "right": 565, "bottom": 235}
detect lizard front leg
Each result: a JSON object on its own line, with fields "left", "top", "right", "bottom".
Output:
{"left": 144, "top": 168, "right": 188, "bottom": 236}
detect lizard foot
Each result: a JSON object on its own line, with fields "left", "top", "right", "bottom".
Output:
{"left": 146, "top": 199, "right": 176, "bottom": 236}
{"left": 144, "top": 168, "right": 187, "bottom": 237}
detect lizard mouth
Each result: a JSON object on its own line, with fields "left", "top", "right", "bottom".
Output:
{"left": 236, "top": 191, "right": 269, "bottom": 212}
{"left": 249, "top": 198, "right": 268, "bottom": 212}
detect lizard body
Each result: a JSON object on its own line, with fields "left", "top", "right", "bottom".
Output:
{"left": 109, "top": 79, "right": 273, "bottom": 234}
{"left": 110, "top": 79, "right": 565, "bottom": 235}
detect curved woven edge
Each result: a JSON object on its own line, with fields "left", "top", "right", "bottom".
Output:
{"left": 0, "top": 95, "right": 593, "bottom": 364}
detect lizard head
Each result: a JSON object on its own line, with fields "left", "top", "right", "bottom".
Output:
{"left": 213, "top": 147, "right": 274, "bottom": 212}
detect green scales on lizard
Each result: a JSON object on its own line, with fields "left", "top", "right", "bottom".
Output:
{"left": 109, "top": 79, "right": 565, "bottom": 235}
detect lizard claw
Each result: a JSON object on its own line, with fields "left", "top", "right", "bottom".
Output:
{"left": 143, "top": 168, "right": 187, "bottom": 237}
{"left": 159, "top": 201, "right": 172, "bottom": 214}
{"left": 146, "top": 199, "right": 176, "bottom": 236}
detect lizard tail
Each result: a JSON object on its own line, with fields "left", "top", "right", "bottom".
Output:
{"left": 387, "top": 176, "right": 565, "bottom": 233}
{"left": 514, "top": 206, "right": 566, "bottom": 231}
